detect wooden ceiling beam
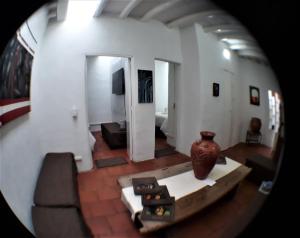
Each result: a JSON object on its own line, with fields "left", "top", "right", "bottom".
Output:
{"left": 94, "top": 0, "right": 109, "bottom": 17}
{"left": 141, "top": 0, "right": 183, "bottom": 21}
{"left": 167, "top": 9, "right": 225, "bottom": 28}
{"left": 120, "top": 0, "right": 144, "bottom": 18}
{"left": 56, "top": 0, "right": 69, "bottom": 21}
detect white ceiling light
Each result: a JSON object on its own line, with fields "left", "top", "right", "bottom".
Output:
{"left": 221, "top": 38, "right": 248, "bottom": 45}
{"left": 217, "top": 29, "right": 222, "bottom": 32}
{"left": 223, "top": 48, "right": 231, "bottom": 60}
{"left": 66, "top": 0, "right": 100, "bottom": 21}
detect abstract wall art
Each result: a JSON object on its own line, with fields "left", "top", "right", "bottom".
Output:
{"left": 138, "top": 69, "right": 153, "bottom": 103}
{"left": 213, "top": 83, "right": 219, "bottom": 97}
{"left": 0, "top": 34, "right": 33, "bottom": 127}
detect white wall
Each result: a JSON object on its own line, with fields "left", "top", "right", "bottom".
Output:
{"left": 86, "top": 56, "right": 114, "bottom": 131}
{"left": 19, "top": 5, "right": 48, "bottom": 53}
{"left": 166, "top": 62, "right": 176, "bottom": 146}
{"left": 155, "top": 60, "right": 169, "bottom": 113}
{"left": 0, "top": 4, "right": 281, "bottom": 235}
{"left": 176, "top": 23, "right": 236, "bottom": 153}
{"left": 32, "top": 11, "right": 181, "bottom": 164}
{"left": 176, "top": 25, "right": 202, "bottom": 155}
{"left": 86, "top": 56, "right": 127, "bottom": 132}
{"left": 123, "top": 58, "right": 132, "bottom": 157}
{"left": 0, "top": 6, "right": 48, "bottom": 234}
{"left": 176, "top": 23, "right": 281, "bottom": 156}
{"left": 237, "top": 58, "right": 281, "bottom": 147}
{"left": 195, "top": 24, "right": 240, "bottom": 150}
{"left": 110, "top": 58, "right": 126, "bottom": 124}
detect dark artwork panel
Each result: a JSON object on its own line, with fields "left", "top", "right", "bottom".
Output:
{"left": 0, "top": 34, "right": 33, "bottom": 126}
{"left": 138, "top": 69, "right": 153, "bottom": 103}
{"left": 249, "top": 86, "right": 260, "bottom": 106}
{"left": 213, "top": 83, "right": 219, "bottom": 97}
{"left": 0, "top": 34, "right": 33, "bottom": 101}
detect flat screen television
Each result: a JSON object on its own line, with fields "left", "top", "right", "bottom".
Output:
{"left": 112, "top": 68, "right": 125, "bottom": 95}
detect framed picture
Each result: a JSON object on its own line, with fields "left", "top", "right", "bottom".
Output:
{"left": 249, "top": 86, "right": 260, "bottom": 106}
{"left": 0, "top": 34, "right": 33, "bottom": 127}
{"left": 138, "top": 69, "right": 153, "bottom": 103}
{"left": 213, "top": 83, "right": 219, "bottom": 97}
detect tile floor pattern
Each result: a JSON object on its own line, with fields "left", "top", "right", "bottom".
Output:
{"left": 155, "top": 137, "right": 172, "bottom": 151}
{"left": 78, "top": 132, "right": 273, "bottom": 238}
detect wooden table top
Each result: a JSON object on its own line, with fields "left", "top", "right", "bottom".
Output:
{"left": 118, "top": 160, "right": 251, "bottom": 234}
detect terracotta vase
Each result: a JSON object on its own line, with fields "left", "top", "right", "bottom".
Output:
{"left": 250, "top": 117, "right": 261, "bottom": 133}
{"left": 190, "top": 131, "right": 221, "bottom": 180}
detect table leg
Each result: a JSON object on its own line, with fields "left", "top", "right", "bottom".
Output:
{"left": 221, "top": 184, "right": 239, "bottom": 201}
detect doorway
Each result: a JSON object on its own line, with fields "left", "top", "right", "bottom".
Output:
{"left": 154, "top": 60, "right": 177, "bottom": 157}
{"left": 85, "top": 56, "right": 132, "bottom": 164}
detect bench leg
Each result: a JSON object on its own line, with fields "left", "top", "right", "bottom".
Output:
{"left": 222, "top": 184, "right": 239, "bottom": 201}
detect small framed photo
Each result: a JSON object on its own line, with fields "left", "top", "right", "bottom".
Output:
{"left": 249, "top": 86, "right": 260, "bottom": 106}
{"left": 213, "top": 83, "right": 219, "bottom": 97}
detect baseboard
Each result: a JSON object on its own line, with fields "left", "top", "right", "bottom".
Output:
{"left": 89, "top": 121, "right": 113, "bottom": 132}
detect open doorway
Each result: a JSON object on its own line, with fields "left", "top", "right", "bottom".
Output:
{"left": 85, "top": 56, "right": 132, "bottom": 166}
{"left": 154, "top": 60, "right": 177, "bottom": 157}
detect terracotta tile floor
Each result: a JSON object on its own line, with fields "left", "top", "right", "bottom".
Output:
{"left": 155, "top": 137, "right": 171, "bottom": 150}
{"left": 78, "top": 132, "right": 273, "bottom": 238}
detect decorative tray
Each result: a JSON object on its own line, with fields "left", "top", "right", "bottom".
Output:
{"left": 141, "top": 201, "right": 175, "bottom": 221}
{"left": 132, "top": 177, "right": 160, "bottom": 195}
{"left": 142, "top": 185, "right": 174, "bottom": 206}
{"left": 216, "top": 155, "right": 227, "bottom": 164}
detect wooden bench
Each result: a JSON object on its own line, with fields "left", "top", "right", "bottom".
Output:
{"left": 118, "top": 158, "right": 251, "bottom": 234}
{"left": 32, "top": 153, "right": 92, "bottom": 238}
{"left": 245, "top": 155, "right": 277, "bottom": 185}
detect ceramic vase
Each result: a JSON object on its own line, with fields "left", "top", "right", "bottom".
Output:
{"left": 190, "top": 131, "right": 221, "bottom": 179}
{"left": 250, "top": 117, "right": 261, "bottom": 133}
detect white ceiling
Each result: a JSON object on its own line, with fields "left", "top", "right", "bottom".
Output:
{"left": 47, "top": 0, "right": 267, "bottom": 62}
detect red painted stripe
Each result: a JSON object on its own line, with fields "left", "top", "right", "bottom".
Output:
{"left": 0, "top": 106, "right": 31, "bottom": 125}
{"left": 0, "top": 98, "right": 30, "bottom": 106}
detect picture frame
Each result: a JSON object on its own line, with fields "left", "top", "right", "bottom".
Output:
{"left": 0, "top": 34, "right": 33, "bottom": 127}
{"left": 138, "top": 69, "right": 153, "bottom": 103}
{"left": 249, "top": 86, "right": 260, "bottom": 106}
{"left": 213, "top": 83, "right": 219, "bottom": 97}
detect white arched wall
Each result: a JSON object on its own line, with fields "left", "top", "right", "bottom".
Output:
{"left": 176, "top": 23, "right": 281, "bottom": 156}
{"left": 1, "top": 9, "right": 182, "bottom": 234}
{"left": 0, "top": 6, "right": 48, "bottom": 234}
{"left": 35, "top": 16, "right": 182, "bottom": 165}
{"left": 1, "top": 4, "right": 281, "bottom": 235}
{"left": 237, "top": 58, "right": 281, "bottom": 147}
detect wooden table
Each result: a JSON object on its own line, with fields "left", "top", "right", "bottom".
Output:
{"left": 118, "top": 158, "right": 251, "bottom": 234}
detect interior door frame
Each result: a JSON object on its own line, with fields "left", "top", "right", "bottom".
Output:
{"left": 84, "top": 53, "right": 134, "bottom": 160}
{"left": 154, "top": 58, "right": 180, "bottom": 149}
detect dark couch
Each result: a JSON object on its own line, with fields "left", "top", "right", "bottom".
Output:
{"left": 32, "top": 152, "right": 92, "bottom": 238}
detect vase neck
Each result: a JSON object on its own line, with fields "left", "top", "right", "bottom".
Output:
{"left": 200, "top": 131, "right": 215, "bottom": 140}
